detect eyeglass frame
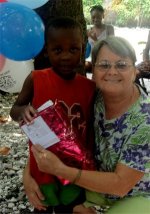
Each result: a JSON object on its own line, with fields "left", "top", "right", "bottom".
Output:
{"left": 94, "top": 60, "right": 134, "bottom": 72}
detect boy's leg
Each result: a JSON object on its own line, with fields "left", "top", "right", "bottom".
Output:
{"left": 54, "top": 204, "right": 73, "bottom": 214}
{"left": 54, "top": 204, "right": 96, "bottom": 214}
{"left": 73, "top": 204, "right": 96, "bottom": 214}
{"left": 106, "top": 196, "right": 150, "bottom": 214}
{"left": 33, "top": 206, "right": 53, "bottom": 214}
{"left": 73, "top": 190, "right": 110, "bottom": 213}
{"left": 54, "top": 188, "right": 86, "bottom": 214}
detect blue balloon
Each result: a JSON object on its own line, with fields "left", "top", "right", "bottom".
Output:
{"left": 85, "top": 42, "right": 91, "bottom": 59}
{"left": 0, "top": 2, "right": 45, "bottom": 61}
{"left": 7, "top": 0, "right": 49, "bottom": 9}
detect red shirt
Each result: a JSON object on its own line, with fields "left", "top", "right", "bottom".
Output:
{"left": 30, "top": 68, "right": 95, "bottom": 184}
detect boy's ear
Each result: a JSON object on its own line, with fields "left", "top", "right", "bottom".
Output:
{"left": 44, "top": 44, "right": 48, "bottom": 57}
{"left": 44, "top": 43, "right": 47, "bottom": 49}
{"left": 82, "top": 43, "right": 85, "bottom": 55}
{"left": 82, "top": 41, "right": 84, "bottom": 46}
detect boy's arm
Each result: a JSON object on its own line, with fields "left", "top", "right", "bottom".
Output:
{"left": 10, "top": 73, "right": 36, "bottom": 123}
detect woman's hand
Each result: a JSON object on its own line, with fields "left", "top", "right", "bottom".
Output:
{"left": 31, "top": 144, "right": 63, "bottom": 176}
{"left": 23, "top": 164, "right": 46, "bottom": 210}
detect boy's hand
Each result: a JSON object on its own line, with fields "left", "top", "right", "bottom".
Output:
{"left": 20, "top": 105, "right": 37, "bottom": 125}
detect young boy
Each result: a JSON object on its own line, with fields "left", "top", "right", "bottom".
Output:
{"left": 10, "top": 17, "right": 96, "bottom": 213}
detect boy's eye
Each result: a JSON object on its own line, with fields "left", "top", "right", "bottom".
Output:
{"left": 53, "top": 48, "right": 62, "bottom": 54}
{"left": 70, "top": 47, "right": 80, "bottom": 53}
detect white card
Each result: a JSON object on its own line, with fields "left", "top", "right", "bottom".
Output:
{"left": 21, "top": 116, "right": 60, "bottom": 148}
{"left": 37, "top": 100, "right": 53, "bottom": 112}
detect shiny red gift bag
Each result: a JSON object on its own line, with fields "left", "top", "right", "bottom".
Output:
{"left": 29, "top": 102, "right": 96, "bottom": 185}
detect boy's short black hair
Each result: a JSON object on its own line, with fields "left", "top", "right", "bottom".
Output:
{"left": 90, "top": 5, "right": 104, "bottom": 14}
{"left": 45, "top": 16, "right": 83, "bottom": 40}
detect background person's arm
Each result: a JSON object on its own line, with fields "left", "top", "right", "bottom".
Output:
{"left": 107, "top": 25, "right": 115, "bottom": 36}
{"left": 143, "top": 31, "right": 150, "bottom": 61}
{"left": 87, "top": 28, "right": 97, "bottom": 42}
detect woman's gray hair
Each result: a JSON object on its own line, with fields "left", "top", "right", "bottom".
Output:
{"left": 92, "top": 36, "right": 137, "bottom": 66}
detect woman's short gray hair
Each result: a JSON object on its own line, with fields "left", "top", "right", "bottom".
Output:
{"left": 92, "top": 36, "right": 137, "bottom": 66}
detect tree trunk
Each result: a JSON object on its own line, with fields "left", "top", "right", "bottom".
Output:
{"left": 34, "top": 0, "right": 87, "bottom": 76}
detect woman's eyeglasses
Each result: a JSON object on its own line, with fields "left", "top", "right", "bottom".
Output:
{"left": 94, "top": 60, "right": 134, "bottom": 72}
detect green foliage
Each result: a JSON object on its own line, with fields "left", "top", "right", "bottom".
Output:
{"left": 112, "top": 0, "right": 150, "bottom": 27}
{"left": 82, "top": 0, "right": 103, "bottom": 6}
{"left": 82, "top": 0, "right": 150, "bottom": 27}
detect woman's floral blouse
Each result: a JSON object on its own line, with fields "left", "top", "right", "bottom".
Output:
{"left": 94, "top": 86, "right": 150, "bottom": 200}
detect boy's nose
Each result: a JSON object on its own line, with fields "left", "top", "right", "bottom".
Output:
{"left": 61, "top": 52, "right": 71, "bottom": 60}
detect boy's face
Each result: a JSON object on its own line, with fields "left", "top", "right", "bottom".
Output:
{"left": 47, "top": 28, "right": 83, "bottom": 80}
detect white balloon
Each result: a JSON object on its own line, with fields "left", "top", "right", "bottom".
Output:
{"left": 0, "top": 59, "right": 34, "bottom": 93}
{"left": 7, "top": 0, "right": 49, "bottom": 9}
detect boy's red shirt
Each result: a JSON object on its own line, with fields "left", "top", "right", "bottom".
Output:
{"left": 29, "top": 68, "right": 96, "bottom": 184}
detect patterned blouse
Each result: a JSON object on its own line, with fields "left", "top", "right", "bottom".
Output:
{"left": 94, "top": 86, "right": 150, "bottom": 200}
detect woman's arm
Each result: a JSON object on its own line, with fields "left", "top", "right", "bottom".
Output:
{"left": 31, "top": 145, "right": 144, "bottom": 198}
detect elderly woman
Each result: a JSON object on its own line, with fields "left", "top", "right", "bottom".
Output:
{"left": 31, "top": 36, "right": 150, "bottom": 213}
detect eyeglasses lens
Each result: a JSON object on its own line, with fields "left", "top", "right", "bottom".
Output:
{"left": 95, "top": 61, "right": 132, "bottom": 72}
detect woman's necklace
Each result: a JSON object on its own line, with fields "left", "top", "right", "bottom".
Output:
{"left": 105, "top": 85, "right": 139, "bottom": 120}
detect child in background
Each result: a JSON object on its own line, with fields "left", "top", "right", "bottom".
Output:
{"left": 85, "top": 5, "right": 115, "bottom": 74}
{"left": 88, "top": 5, "right": 114, "bottom": 50}
{"left": 10, "top": 17, "right": 96, "bottom": 213}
